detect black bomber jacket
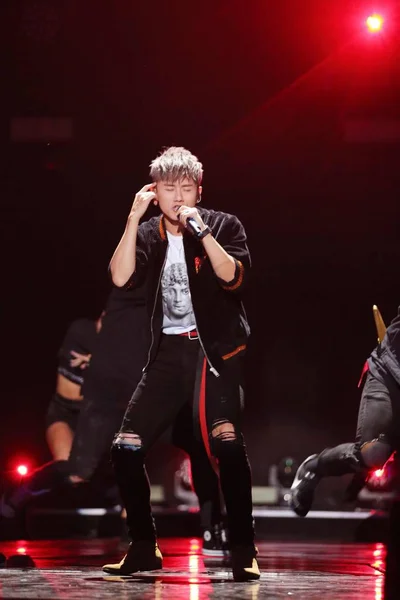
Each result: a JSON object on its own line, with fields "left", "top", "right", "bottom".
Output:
{"left": 123, "top": 207, "right": 251, "bottom": 375}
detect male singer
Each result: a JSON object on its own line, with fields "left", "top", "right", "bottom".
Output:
{"left": 103, "top": 146, "right": 259, "bottom": 582}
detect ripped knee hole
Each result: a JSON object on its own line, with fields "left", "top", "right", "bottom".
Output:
{"left": 114, "top": 433, "right": 142, "bottom": 447}
{"left": 211, "top": 420, "right": 236, "bottom": 441}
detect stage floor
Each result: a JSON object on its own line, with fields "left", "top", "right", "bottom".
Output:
{"left": 0, "top": 538, "right": 386, "bottom": 599}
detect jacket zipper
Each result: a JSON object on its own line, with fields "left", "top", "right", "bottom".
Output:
{"left": 182, "top": 241, "right": 220, "bottom": 378}
{"left": 197, "top": 328, "right": 220, "bottom": 378}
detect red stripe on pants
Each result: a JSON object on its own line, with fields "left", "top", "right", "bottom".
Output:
{"left": 199, "top": 357, "right": 219, "bottom": 476}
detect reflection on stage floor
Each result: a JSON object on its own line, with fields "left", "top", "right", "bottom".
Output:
{"left": 0, "top": 538, "right": 386, "bottom": 599}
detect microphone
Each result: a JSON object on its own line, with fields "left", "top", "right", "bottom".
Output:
{"left": 185, "top": 217, "right": 202, "bottom": 236}
{"left": 176, "top": 211, "right": 202, "bottom": 236}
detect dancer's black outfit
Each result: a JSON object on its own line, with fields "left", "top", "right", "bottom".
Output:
{"left": 67, "top": 287, "right": 149, "bottom": 481}
{"left": 46, "top": 318, "right": 97, "bottom": 430}
{"left": 0, "top": 295, "right": 141, "bottom": 516}
{"left": 104, "top": 209, "right": 258, "bottom": 581}
{"left": 290, "top": 307, "right": 400, "bottom": 517}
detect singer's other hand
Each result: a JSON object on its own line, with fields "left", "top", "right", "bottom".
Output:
{"left": 129, "top": 183, "right": 157, "bottom": 221}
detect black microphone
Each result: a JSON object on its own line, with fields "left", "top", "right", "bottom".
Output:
{"left": 177, "top": 212, "right": 202, "bottom": 236}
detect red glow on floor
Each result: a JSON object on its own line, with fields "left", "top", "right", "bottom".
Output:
{"left": 189, "top": 539, "right": 200, "bottom": 553}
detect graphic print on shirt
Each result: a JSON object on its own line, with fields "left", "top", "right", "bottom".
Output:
{"left": 161, "top": 262, "right": 195, "bottom": 329}
{"left": 162, "top": 233, "right": 196, "bottom": 333}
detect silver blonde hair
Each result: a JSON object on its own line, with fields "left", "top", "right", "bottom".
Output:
{"left": 150, "top": 146, "right": 203, "bottom": 185}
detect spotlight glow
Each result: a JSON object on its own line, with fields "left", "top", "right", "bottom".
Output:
{"left": 16, "top": 465, "right": 28, "bottom": 477}
{"left": 366, "top": 14, "right": 384, "bottom": 33}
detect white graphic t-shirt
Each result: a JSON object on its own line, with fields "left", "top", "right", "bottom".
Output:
{"left": 162, "top": 232, "right": 197, "bottom": 334}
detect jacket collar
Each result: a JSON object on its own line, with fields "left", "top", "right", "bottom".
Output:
{"left": 158, "top": 216, "right": 167, "bottom": 241}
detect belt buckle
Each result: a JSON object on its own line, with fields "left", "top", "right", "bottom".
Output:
{"left": 188, "top": 330, "right": 199, "bottom": 341}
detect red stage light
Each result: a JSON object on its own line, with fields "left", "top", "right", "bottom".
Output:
{"left": 374, "top": 469, "right": 384, "bottom": 478}
{"left": 366, "top": 14, "right": 384, "bottom": 33}
{"left": 16, "top": 465, "right": 28, "bottom": 477}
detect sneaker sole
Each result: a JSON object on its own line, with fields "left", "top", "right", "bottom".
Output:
{"left": 202, "top": 548, "right": 230, "bottom": 557}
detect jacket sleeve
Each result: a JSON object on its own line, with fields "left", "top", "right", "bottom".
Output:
{"left": 214, "top": 214, "right": 251, "bottom": 293}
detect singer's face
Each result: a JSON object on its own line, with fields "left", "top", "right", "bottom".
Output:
{"left": 155, "top": 178, "right": 201, "bottom": 222}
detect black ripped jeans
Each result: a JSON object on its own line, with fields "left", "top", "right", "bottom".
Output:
{"left": 111, "top": 333, "right": 254, "bottom": 547}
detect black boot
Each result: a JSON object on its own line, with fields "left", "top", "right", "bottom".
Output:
{"left": 231, "top": 544, "right": 260, "bottom": 582}
{"left": 102, "top": 541, "right": 163, "bottom": 575}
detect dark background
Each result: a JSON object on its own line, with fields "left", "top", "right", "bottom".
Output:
{"left": 2, "top": 0, "right": 400, "bottom": 487}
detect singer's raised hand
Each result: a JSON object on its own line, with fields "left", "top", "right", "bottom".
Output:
{"left": 110, "top": 183, "right": 157, "bottom": 287}
{"left": 130, "top": 183, "right": 157, "bottom": 221}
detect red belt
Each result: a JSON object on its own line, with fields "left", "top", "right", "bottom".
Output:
{"left": 179, "top": 330, "right": 199, "bottom": 340}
